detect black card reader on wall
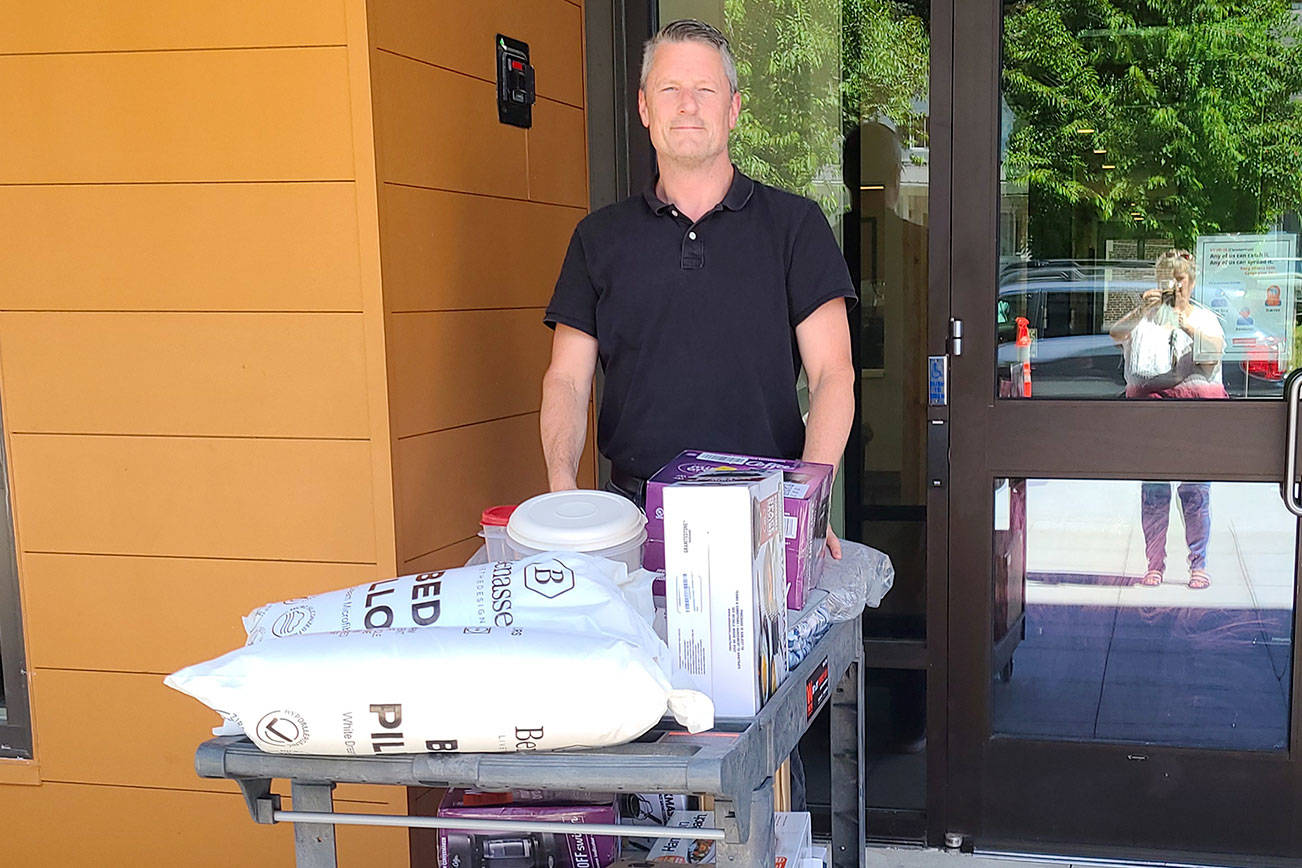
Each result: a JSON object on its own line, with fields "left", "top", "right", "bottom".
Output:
{"left": 496, "top": 34, "right": 535, "bottom": 129}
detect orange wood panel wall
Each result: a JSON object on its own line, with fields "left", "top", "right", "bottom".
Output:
{"left": 0, "top": 1, "right": 405, "bottom": 864}
{"left": 368, "top": 0, "right": 596, "bottom": 572}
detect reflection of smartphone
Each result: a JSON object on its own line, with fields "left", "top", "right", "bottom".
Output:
{"left": 1160, "top": 278, "right": 1176, "bottom": 304}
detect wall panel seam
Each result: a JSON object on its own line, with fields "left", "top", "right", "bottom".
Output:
{"left": 390, "top": 306, "right": 547, "bottom": 315}
{"left": 10, "top": 432, "right": 370, "bottom": 442}
{"left": 395, "top": 411, "right": 539, "bottom": 442}
{"left": 403, "top": 535, "right": 480, "bottom": 565}
{"left": 0, "top": 309, "right": 365, "bottom": 315}
{"left": 35, "top": 778, "right": 392, "bottom": 805}
{"left": 382, "top": 180, "right": 587, "bottom": 212}
{"left": 0, "top": 180, "right": 355, "bottom": 188}
{"left": 0, "top": 180, "right": 354, "bottom": 188}
{"left": 373, "top": 47, "right": 584, "bottom": 111}
{"left": 34, "top": 665, "right": 174, "bottom": 677}
{"left": 22, "top": 550, "right": 377, "bottom": 566}
{"left": 34, "top": 781, "right": 249, "bottom": 795}
{"left": 342, "top": 0, "right": 399, "bottom": 578}
{"left": 0, "top": 44, "right": 346, "bottom": 59}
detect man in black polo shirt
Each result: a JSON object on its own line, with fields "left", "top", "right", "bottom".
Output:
{"left": 541, "top": 18, "right": 855, "bottom": 557}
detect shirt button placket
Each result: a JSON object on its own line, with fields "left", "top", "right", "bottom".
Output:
{"left": 681, "top": 226, "right": 703, "bottom": 269}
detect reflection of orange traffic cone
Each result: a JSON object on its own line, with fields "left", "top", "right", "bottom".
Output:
{"left": 1015, "top": 316, "right": 1032, "bottom": 397}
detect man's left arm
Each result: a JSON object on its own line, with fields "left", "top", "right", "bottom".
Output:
{"left": 796, "top": 297, "right": 855, "bottom": 558}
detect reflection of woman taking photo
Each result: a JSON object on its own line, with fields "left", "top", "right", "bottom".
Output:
{"left": 1108, "top": 248, "right": 1227, "bottom": 399}
{"left": 1109, "top": 249, "right": 1225, "bottom": 590}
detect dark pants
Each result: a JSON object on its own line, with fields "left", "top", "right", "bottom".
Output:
{"left": 605, "top": 473, "right": 807, "bottom": 811}
{"left": 1141, "top": 481, "right": 1211, "bottom": 573}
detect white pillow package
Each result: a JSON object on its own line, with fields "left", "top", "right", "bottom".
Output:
{"left": 164, "top": 625, "right": 713, "bottom": 755}
{"left": 242, "top": 552, "right": 659, "bottom": 656}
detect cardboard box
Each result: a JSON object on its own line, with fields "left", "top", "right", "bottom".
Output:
{"left": 644, "top": 451, "right": 832, "bottom": 609}
{"left": 774, "top": 812, "right": 812, "bottom": 868}
{"left": 619, "top": 793, "right": 688, "bottom": 850}
{"left": 646, "top": 810, "right": 717, "bottom": 862}
{"left": 663, "top": 469, "right": 789, "bottom": 716}
{"left": 437, "top": 789, "right": 620, "bottom": 868}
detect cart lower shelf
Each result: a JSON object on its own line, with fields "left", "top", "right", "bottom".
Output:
{"left": 194, "top": 617, "right": 864, "bottom": 867}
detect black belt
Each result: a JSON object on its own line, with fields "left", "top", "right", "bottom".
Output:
{"left": 609, "top": 467, "right": 648, "bottom": 496}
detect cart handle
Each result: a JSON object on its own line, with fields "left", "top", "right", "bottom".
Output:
{"left": 270, "top": 808, "right": 726, "bottom": 840}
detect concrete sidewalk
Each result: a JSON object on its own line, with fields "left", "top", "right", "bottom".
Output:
{"left": 994, "top": 478, "right": 1293, "bottom": 750}
{"left": 1019, "top": 479, "right": 1293, "bottom": 608}
{"left": 868, "top": 845, "right": 1237, "bottom": 868}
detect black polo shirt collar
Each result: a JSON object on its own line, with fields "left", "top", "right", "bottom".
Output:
{"left": 641, "top": 165, "right": 756, "bottom": 216}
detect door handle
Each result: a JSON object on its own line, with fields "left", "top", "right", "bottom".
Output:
{"left": 1283, "top": 371, "right": 1302, "bottom": 516}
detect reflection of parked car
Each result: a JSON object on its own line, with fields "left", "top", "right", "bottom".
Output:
{"left": 995, "top": 260, "right": 1286, "bottom": 398}
{"left": 997, "top": 261, "right": 1142, "bottom": 398}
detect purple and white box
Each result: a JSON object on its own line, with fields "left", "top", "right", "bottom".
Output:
{"left": 644, "top": 451, "right": 833, "bottom": 609}
{"left": 437, "top": 789, "right": 620, "bottom": 868}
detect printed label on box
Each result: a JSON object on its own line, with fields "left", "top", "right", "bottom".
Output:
{"left": 806, "top": 657, "right": 829, "bottom": 721}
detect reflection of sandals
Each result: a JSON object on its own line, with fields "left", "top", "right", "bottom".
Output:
{"left": 1140, "top": 569, "right": 1163, "bottom": 587}
{"left": 1188, "top": 569, "right": 1211, "bottom": 590}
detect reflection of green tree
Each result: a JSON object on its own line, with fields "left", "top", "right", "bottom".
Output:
{"left": 723, "top": 0, "right": 928, "bottom": 212}
{"left": 1003, "top": 0, "right": 1302, "bottom": 253}
{"left": 842, "top": 0, "right": 929, "bottom": 137}
{"left": 725, "top": 0, "right": 842, "bottom": 211}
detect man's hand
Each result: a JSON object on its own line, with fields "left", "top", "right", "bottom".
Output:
{"left": 826, "top": 526, "right": 843, "bottom": 559}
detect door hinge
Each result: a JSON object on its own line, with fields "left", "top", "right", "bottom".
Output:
{"left": 948, "top": 317, "right": 964, "bottom": 356}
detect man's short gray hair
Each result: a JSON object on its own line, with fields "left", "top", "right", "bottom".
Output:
{"left": 640, "top": 19, "right": 739, "bottom": 94}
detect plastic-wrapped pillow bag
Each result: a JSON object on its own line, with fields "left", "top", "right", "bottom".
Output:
{"left": 242, "top": 552, "right": 664, "bottom": 666}
{"left": 166, "top": 625, "right": 712, "bottom": 755}
{"left": 167, "top": 552, "right": 713, "bottom": 754}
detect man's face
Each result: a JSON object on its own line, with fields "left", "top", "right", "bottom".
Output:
{"left": 638, "top": 40, "right": 741, "bottom": 169}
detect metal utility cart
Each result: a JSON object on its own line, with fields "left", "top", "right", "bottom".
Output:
{"left": 194, "top": 617, "right": 864, "bottom": 867}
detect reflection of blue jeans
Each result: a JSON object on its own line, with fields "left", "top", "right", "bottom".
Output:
{"left": 1141, "top": 482, "right": 1210, "bottom": 573}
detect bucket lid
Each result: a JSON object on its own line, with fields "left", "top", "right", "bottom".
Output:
{"left": 480, "top": 504, "right": 517, "bottom": 527}
{"left": 507, "top": 490, "right": 646, "bottom": 551}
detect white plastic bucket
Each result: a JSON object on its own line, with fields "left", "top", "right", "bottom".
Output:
{"left": 506, "top": 490, "right": 647, "bottom": 572}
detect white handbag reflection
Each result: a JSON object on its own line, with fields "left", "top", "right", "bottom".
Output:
{"left": 1127, "top": 307, "right": 1191, "bottom": 381}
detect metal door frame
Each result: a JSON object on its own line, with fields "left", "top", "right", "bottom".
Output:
{"left": 946, "top": 0, "right": 1302, "bottom": 861}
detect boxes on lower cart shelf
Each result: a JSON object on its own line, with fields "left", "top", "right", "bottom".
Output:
{"left": 436, "top": 788, "right": 620, "bottom": 868}
{"left": 774, "top": 811, "right": 812, "bottom": 867}
{"left": 662, "top": 469, "right": 789, "bottom": 717}
{"left": 644, "top": 451, "right": 832, "bottom": 609}
{"left": 636, "top": 810, "right": 814, "bottom": 865}
{"left": 645, "top": 810, "right": 716, "bottom": 862}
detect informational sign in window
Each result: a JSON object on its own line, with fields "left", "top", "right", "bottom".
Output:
{"left": 1195, "top": 233, "right": 1297, "bottom": 365}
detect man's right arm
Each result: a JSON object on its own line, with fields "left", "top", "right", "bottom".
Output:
{"left": 540, "top": 324, "right": 599, "bottom": 491}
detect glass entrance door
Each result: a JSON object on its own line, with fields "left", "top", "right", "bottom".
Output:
{"left": 949, "top": 0, "right": 1302, "bottom": 860}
